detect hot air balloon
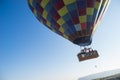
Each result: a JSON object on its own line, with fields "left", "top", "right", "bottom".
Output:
{"left": 28, "top": 0, "right": 110, "bottom": 61}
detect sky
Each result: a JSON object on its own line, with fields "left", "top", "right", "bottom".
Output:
{"left": 0, "top": 0, "right": 120, "bottom": 80}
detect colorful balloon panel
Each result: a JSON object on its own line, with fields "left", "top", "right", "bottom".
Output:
{"left": 28, "top": 0, "right": 110, "bottom": 46}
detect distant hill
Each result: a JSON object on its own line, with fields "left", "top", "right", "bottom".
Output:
{"left": 78, "top": 68, "right": 120, "bottom": 80}
{"left": 93, "top": 73, "right": 120, "bottom": 80}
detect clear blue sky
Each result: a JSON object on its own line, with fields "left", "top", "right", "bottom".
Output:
{"left": 0, "top": 0, "right": 120, "bottom": 80}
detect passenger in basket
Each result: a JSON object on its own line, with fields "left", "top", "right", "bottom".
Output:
{"left": 80, "top": 49, "right": 86, "bottom": 58}
{"left": 87, "top": 48, "right": 94, "bottom": 55}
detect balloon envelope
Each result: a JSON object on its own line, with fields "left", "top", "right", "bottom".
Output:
{"left": 28, "top": 0, "right": 110, "bottom": 46}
